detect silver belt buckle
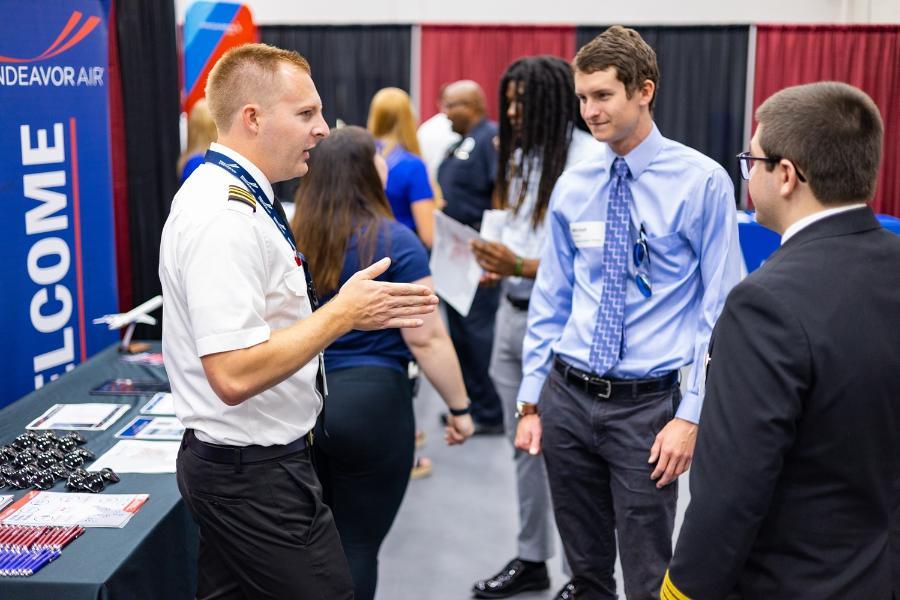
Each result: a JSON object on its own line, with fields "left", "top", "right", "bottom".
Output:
{"left": 595, "top": 378, "right": 612, "bottom": 399}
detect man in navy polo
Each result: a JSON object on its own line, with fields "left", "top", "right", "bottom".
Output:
{"left": 437, "top": 80, "right": 503, "bottom": 434}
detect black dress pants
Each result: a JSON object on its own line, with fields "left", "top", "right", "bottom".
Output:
{"left": 314, "top": 365, "right": 416, "bottom": 600}
{"left": 176, "top": 436, "right": 353, "bottom": 600}
{"left": 446, "top": 284, "right": 503, "bottom": 425}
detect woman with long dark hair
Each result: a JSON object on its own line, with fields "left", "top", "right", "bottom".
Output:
{"left": 291, "top": 126, "right": 473, "bottom": 600}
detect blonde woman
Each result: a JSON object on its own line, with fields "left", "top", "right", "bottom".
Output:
{"left": 367, "top": 87, "right": 435, "bottom": 248}
{"left": 177, "top": 98, "right": 217, "bottom": 183}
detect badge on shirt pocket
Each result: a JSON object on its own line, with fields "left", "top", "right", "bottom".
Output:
{"left": 569, "top": 221, "right": 605, "bottom": 248}
{"left": 283, "top": 268, "right": 312, "bottom": 318}
{"left": 454, "top": 137, "right": 476, "bottom": 160}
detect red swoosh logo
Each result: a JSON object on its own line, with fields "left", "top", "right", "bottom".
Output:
{"left": 0, "top": 11, "right": 101, "bottom": 64}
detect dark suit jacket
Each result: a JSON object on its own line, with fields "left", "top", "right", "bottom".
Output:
{"left": 668, "top": 207, "right": 900, "bottom": 599}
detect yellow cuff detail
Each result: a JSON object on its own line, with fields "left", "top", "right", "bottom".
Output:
{"left": 660, "top": 570, "right": 691, "bottom": 600}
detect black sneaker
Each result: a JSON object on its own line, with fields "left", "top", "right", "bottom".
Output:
{"left": 472, "top": 558, "right": 550, "bottom": 598}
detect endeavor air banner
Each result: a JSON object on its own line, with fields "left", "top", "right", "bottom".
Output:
{"left": 0, "top": 0, "right": 117, "bottom": 408}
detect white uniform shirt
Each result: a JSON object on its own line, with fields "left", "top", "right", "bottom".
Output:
{"left": 502, "top": 129, "right": 604, "bottom": 299}
{"left": 159, "top": 142, "right": 320, "bottom": 446}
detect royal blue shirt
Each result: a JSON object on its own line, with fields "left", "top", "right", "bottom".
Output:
{"left": 323, "top": 218, "right": 431, "bottom": 374}
{"left": 180, "top": 154, "right": 204, "bottom": 184}
{"left": 518, "top": 124, "right": 743, "bottom": 423}
{"left": 437, "top": 118, "right": 498, "bottom": 229}
{"left": 380, "top": 144, "right": 434, "bottom": 235}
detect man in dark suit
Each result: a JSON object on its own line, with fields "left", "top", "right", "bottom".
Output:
{"left": 663, "top": 81, "right": 900, "bottom": 599}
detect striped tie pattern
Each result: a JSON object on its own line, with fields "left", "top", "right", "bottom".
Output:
{"left": 589, "top": 157, "right": 632, "bottom": 376}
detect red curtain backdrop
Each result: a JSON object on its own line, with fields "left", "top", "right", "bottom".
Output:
{"left": 753, "top": 25, "right": 900, "bottom": 216}
{"left": 107, "top": 0, "right": 132, "bottom": 313}
{"left": 419, "top": 25, "right": 576, "bottom": 123}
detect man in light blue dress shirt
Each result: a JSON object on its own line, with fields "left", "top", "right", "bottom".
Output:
{"left": 513, "top": 27, "right": 743, "bottom": 599}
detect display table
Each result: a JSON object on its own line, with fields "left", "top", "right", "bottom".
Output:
{"left": 738, "top": 212, "right": 900, "bottom": 273}
{"left": 0, "top": 343, "right": 196, "bottom": 600}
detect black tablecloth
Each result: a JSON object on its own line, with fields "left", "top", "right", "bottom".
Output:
{"left": 0, "top": 343, "right": 197, "bottom": 599}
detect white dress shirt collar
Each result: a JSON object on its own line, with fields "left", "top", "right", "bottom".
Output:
{"left": 781, "top": 203, "right": 867, "bottom": 245}
{"left": 208, "top": 142, "right": 275, "bottom": 202}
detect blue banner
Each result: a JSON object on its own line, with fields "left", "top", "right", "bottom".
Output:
{"left": 0, "top": 0, "right": 118, "bottom": 408}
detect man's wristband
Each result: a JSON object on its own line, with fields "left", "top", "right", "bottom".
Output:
{"left": 513, "top": 256, "right": 524, "bottom": 277}
{"left": 448, "top": 404, "right": 471, "bottom": 416}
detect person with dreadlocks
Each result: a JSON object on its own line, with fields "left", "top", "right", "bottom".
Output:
{"left": 469, "top": 56, "right": 599, "bottom": 600}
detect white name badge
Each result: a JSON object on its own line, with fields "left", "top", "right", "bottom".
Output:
{"left": 569, "top": 221, "right": 606, "bottom": 248}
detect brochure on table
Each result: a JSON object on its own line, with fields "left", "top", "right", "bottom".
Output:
{"left": 0, "top": 492, "right": 149, "bottom": 528}
{"left": 26, "top": 404, "right": 130, "bottom": 431}
{"left": 90, "top": 440, "right": 180, "bottom": 473}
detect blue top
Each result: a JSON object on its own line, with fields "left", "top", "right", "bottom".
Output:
{"left": 180, "top": 154, "right": 204, "bottom": 184}
{"left": 518, "top": 124, "right": 744, "bottom": 423}
{"left": 437, "top": 118, "right": 498, "bottom": 229}
{"left": 324, "top": 218, "right": 431, "bottom": 374}
{"left": 380, "top": 144, "right": 434, "bottom": 235}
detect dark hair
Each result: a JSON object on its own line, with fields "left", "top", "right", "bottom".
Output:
{"left": 574, "top": 25, "right": 659, "bottom": 112}
{"left": 756, "top": 81, "right": 883, "bottom": 204}
{"left": 291, "top": 126, "right": 393, "bottom": 294}
{"left": 496, "top": 56, "right": 582, "bottom": 228}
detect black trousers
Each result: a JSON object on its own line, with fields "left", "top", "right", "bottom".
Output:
{"left": 446, "top": 284, "right": 503, "bottom": 425}
{"left": 540, "top": 367, "right": 680, "bottom": 600}
{"left": 176, "top": 435, "right": 353, "bottom": 600}
{"left": 313, "top": 365, "right": 416, "bottom": 600}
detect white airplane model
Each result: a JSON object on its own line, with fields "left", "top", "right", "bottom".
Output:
{"left": 93, "top": 295, "right": 163, "bottom": 351}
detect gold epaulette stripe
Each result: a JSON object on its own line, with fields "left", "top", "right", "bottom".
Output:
{"left": 661, "top": 570, "right": 691, "bottom": 600}
{"left": 227, "top": 186, "right": 256, "bottom": 211}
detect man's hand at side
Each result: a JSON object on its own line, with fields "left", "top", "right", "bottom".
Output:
{"left": 649, "top": 417, "right": 698, "bottom": 488}
{"left": 514, "top": 414, "right": 542, "bottom": 456}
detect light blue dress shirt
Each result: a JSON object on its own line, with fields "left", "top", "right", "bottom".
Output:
{"left": 518, "top": 124, "right": 743, "bottom": 423}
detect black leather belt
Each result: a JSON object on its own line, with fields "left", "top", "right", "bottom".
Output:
{"left": 184, "top": 429, "right": 311, "bottom": 471}
{"left": 505, "top": 294, "right": 530, "bottom": 311}
{"left": 553, "top": 356, "right": 678, "bottom": 399}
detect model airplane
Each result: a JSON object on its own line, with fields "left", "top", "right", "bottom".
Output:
{"left": 93, "top": 295, "right": 163, "bottom": 352}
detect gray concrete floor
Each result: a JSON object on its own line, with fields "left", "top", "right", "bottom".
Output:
{"left": 374, "top": 371, "right": 692, "bottom": 600}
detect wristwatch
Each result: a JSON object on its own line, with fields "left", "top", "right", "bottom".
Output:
{"left": 515, "top": 402, "right": 539, "bottom": 419}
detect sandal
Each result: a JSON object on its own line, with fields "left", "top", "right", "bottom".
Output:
{"left": 411, "top": 455, "right": 433, "bottom": 479}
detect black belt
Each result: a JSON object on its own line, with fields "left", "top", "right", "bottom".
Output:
{"left": 553, "top": 356, "right": 678, "bottom": 399}
{"left": 505, "top": 294, "right": 530, "bottom": 311}
{"left": 184, "top": 429, "right": 311, "bottom": 472}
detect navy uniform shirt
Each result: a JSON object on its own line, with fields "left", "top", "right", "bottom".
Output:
{"left": 437, "top": 118, "right": 498, "bottom": 230}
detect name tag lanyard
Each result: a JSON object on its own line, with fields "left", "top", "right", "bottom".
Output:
{"left": 205, "top": 150, "right": 329, "bottom": 408}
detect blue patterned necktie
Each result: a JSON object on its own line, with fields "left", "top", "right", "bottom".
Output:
{"left": 589, "top": 157, "right": 631, "bottom": 376}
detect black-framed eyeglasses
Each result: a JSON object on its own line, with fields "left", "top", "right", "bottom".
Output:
{"left": 633, "top": 224, "right": 652, "bottom": 298}
{"left": 736, "top": 151, "right": 807, "bottom": 182}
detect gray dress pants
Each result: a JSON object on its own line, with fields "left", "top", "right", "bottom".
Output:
{"left": 540, "top": 365, "right": 680, "bottom": 600}
{"left": 489, "top": 296, "right": 567, "bottom": 569}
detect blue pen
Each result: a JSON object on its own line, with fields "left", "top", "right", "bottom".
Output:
{"left": 29, "top": 549, "right": 60, "bottom": 575}
{"left": 5, "top": 551, "right": 27, "bottom": 576}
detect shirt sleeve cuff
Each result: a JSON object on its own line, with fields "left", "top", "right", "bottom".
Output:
{"left": 516, "top": 373, "right": 547, "bottom": 406}
{"left": 195, "top": 325, "right": 271, "bottom": 357}
{"left": 675, "top": 390, "right": 701, "bottom": 424}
